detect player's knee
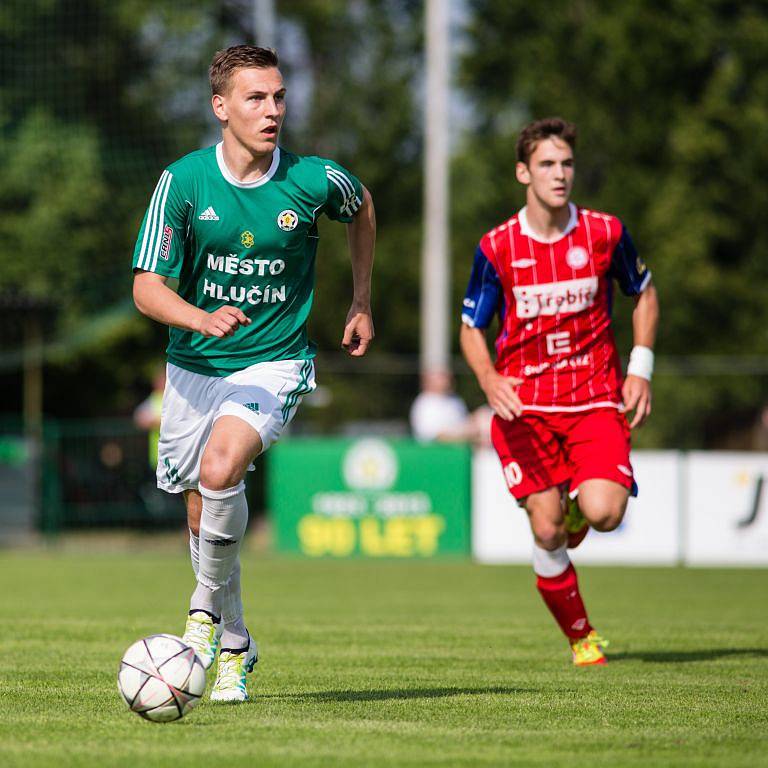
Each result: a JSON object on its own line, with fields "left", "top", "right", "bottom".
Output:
{"left": 199, "top": 448, "right": 242, "bottom": 491}
{"left": 585, "top": 502, "right": 625, "bottom": 532}
{"left": 532, "top": 524, "right": 566, "bottom": 550}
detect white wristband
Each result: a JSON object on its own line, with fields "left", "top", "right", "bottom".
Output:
{"left": 627, "top": 346, "right": 654, "bottom": 381}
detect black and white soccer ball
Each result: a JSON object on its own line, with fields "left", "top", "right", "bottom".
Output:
{"left": 117, "top": 634, "right": 206, "bottom": 722}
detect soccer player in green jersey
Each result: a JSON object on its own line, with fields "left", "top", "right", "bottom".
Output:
{"left": 131, "top": 45, "right": 375, "bottom": 702}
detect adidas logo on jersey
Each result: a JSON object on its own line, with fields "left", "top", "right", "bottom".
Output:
{"left": 198, "top": 206, "right": 220, "bottom": 221}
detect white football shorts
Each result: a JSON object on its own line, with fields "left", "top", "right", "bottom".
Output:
{"left": 156, "top": 358, "right": 316, "bottom": 493}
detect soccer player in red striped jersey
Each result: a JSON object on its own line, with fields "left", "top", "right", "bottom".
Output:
{"left": 460, "top": 117, "right": 659, "bottom": 666}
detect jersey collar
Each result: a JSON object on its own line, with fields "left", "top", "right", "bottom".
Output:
{"left": 518, "top": 202, "right": 578, "bottom": 243}
{"left": 215, "top": 142, "right": 281, "bottom": 188}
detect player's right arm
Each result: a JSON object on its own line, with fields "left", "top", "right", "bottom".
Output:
{"left": 133, "top": 272, "right": 249, "bottom": 338}
{"left": 131, "top": 169, "right": 250, "bottom": 338}
{"left": 459, "top": 245, "right": 523, "bottom": 421}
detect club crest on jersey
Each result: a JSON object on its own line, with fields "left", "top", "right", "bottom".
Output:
{"left": 277, "top": 209, "right": 299, "bottom": 231}
{"left": 566, "top": 246, "right": 589, "bottom": 269}
{"left": 241, "top": 230, "right": 255, "bottom": 248}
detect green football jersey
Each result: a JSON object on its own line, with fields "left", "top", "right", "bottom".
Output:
{"left": 132, "top": 143, "right": 363, "bottom": 376}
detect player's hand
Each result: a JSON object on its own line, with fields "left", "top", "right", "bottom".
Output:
{"left": 480, "top": 369, "right": 523, "bottom": 421}
{"left": 623, "top": 374, "right": 652, "bottom": 428}
{"left": 342, "top": 305, "right": 374, "bottom": 356}
{"left": 197, "top": 306, "right": 251, "bottom": 338}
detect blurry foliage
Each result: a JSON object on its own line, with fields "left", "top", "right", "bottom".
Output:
{"left": 1, "top": 0, "right": 767, "bottom": 446}
{"left": 0, "top": 0, "right": 227, "bottom": 413}
{"left": 458, "top": 0, "right": 768, "bottom": 447}
{"left": 280, "top": 1, "right": 423, "bottom": 368}
{"left": 0, "top": 111, "right": 107, "bottom": 317}
{"left": 0, "top": 0, "right": 424, "bottom": 420}
{"left": 0, "top": 0, "right": 218, "bottom": 323}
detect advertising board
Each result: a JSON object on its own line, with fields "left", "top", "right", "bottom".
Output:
{"left": 270, "top": 438, "right": 471, "bottom": 558}
{"left": 685, "top": 452, "right": 768, "bottom": 566}
{"left": 472, "top": 449, "right": 682, "bottom": 565}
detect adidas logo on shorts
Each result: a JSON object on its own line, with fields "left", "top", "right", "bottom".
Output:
{"left": 243, "top": 403, "right": 260, "bottom": 413}
{"left": 198, "top": 206, "right": 220, "bottom": 221}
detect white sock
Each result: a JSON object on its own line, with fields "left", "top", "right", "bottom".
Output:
{"left": 221, "top": 619, "right": 249, "bottom": 652}
{"left": 190, "top": 530, "right": 243, "bottom": 623}
{"left": 190, "top": 482, "right": 248, "bottom": 617}
{"left": 190, "top": 582, "right": 219, "bottom": 617}
{"left": 221, "top": 558, "right": 248, "bottom": 648}
{"left": 190, "top": 529, "right": 246, "bottom": 637}
{"left": 189, "top": 529, "right": 200, "bottom": 576}
{"left": 221, "top": 559, "right": 243, "bottom": 625}
{"left": 532, "top": 543, "right": 570, "bottom": 578}
{"left": 189, "top": 529, "right": 220, "bottom": 616}
{"left": 218, "top": 560, "right": 248, "bottom": 650}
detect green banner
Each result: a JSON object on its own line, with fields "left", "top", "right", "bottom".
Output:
{"left": 269, "top": 438, "right": 471, "bottom": 558}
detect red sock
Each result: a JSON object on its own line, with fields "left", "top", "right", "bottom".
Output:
{"left": 536, "top": 563, "right": 593, "bottom": 639}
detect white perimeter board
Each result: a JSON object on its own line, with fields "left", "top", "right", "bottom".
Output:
{"left": 472, "top": 449, "right": 682, "bottom": 565}
{"left": 685, "top": 452, "right": 768, "bottom": 566}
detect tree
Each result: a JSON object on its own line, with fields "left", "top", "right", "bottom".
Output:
{"left": 0, "top": 0, "right": 428, "bottom": 422}
{"left": 457, "top": 0, "right": 768, "bottom": 447}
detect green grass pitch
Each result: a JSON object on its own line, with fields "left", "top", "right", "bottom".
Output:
{"left": 1, "top": 549, "right": 766, "bottom": 767}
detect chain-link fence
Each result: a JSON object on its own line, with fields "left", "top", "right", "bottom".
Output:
{"left": 40, "top": 419, "right": 185, "bottom": 531}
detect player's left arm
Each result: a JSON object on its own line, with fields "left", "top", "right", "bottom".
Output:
{"left": 609, "top": 224, "right": 660, "bottom": 428}
{"left": 624, "top": 280, "right": 659, "bottom": 428}
{"left": 342, "top": 186, "right": 376, "bottom": 357}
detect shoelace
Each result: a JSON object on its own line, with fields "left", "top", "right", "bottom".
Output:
{"left": 186, "top": 619, "right": 214, "bottom": 648}
{"left": 587, "top": 633, "right": 609, "bottom": 649}
{"left": 216, "top": 655, "right": 245, "bottom": 690}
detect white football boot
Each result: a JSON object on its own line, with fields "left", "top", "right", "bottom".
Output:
{"left": 182, "top": 611, "right": 222, "bottom": 670}
{"left": 210, "top": 634, "right": 259, "bottom": 703}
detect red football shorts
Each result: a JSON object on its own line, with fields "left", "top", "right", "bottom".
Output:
{"left": 490, "top": 408, "right": 633, "bottom": 500}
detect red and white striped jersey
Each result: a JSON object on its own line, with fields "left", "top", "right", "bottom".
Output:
{"left": 461, "top": 203, "right": 651, "bottom": 412}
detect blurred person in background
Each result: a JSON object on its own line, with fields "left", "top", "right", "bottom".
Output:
{"left": 131, "top": 45, "right": 375, "bottom": 702}
{"left": 132, "top": 365, "right": 166, "bottom": 469}
{"left": 460, "top": 117, "right": 659, "bottom": 666}
{"left": 409, "top": 368, "right": 492, "bottom": 446}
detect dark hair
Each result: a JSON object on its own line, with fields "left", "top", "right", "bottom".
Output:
{"left": 516, "top": 117, "right": 577, "bottom": 164}
{"left": 209, "top": 45, "right": 280, "bottom": 96}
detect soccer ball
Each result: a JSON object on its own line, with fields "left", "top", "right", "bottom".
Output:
{"left": 117, "top": 634, "right": 206, "bottom": 722}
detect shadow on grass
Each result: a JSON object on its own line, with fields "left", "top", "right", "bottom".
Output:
{"left": 258, "top": 685, "right": 530, "bottom": 703}
{"left": 611, "top": 648, "right": 768, "bottom": 663}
